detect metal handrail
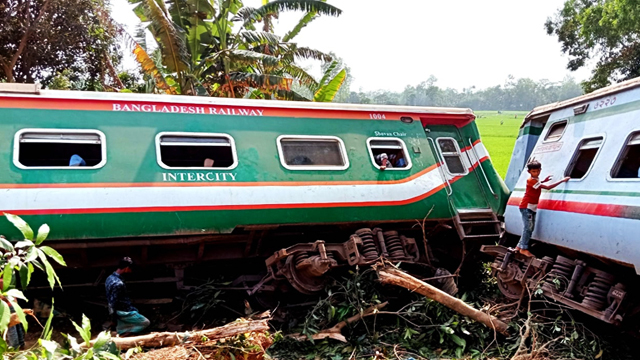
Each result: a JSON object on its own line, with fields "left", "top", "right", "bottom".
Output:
{"left": 469, "top": 138, "right": 497, "bottom": 198}
{"left": 427, "top": 137, "right": 453, "bottom": 196}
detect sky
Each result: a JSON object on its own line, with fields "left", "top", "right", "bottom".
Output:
{"left": 110, "top": 0, "right": 591, "bottom": 92}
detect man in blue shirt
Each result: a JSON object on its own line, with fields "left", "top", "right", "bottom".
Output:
{"left": 105, "top": 257, "right": 150, "bottom": 336}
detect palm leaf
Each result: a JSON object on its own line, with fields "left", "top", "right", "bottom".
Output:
{"left": 283, "top": 11, "right": 317, "bottom": 42}
{"left": 233, "top": 6, "right": 258, "bottom": 22}
{"left": 227, "top": 49, "right": 280, "bottom": 68}
{"left": 138, "top": 0, "right": 191, "bottom": 73}
{"left": 314, "top": 68, "right": 346, "bottom": 102}
{"left": 293, "top": 47, "right": 332, "bottom": 62}
{"left": 316, "top": 60, "right": 339, "bottom": 88}
{"left": 243, "top": 0, "right": 341, "bottom": 28}
{"left": 132, "top": 44, "right": 177, "bottom": 94}
{"left": 240, "top": 31, "right": 282, "bottom": 45}
{"left": 246, "top": 88, "right": 267, "bottom": 99}
{"left": 275, "top": 89, "right": 312, "bottom": 101}
{"left": 284, "top": 63, "right": 318, "bottom": 87}
{"left": 167, "top": 0, "right": 215, "bottom": 63}
{"left": 134, "top": 24, "right": 147, "bottom": 51}
{"left": 231, "top": 72, "right": 292, "bottom": 91}
{"left": 119, "top": 22, "right": 177, "bottom": 94}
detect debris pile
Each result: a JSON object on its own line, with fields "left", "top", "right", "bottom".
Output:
{"left": 123, "top": 317, "right": 273, "bottom": 360}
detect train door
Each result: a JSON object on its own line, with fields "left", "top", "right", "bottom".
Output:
{"left": 424, "top": 126, "right": 501, "bottom": 240}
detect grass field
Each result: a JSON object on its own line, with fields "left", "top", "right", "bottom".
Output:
{"left": 474, "top": 110, "right": 528, "bottom": 178}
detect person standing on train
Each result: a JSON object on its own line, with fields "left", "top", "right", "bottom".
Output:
{"left": 105, "top": 257, "right": 150, "bottom": 336}
{"left": 515, "top": 161, "right": 570, "bottom": 257}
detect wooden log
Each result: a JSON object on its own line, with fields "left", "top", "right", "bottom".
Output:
{"left": 96, "top": 318, "right": 270, "bottom": 350}
{"left": 377, "top": 266, "right": 510, "bottom": 335}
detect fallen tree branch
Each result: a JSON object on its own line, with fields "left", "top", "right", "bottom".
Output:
{"left": 97, "top": 318, "right": 270, "bottom": 350}
{"left": 376, "top": 265, "right": 509, "bottom": 335}
{"left": 290, "top": 302, "right": 388, "bottom": 342}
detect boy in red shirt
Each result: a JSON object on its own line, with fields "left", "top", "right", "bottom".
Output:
{"left": 516, "top": 161, "right": 570, "bottom": 257}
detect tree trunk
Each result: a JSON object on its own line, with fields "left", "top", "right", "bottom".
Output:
{"left": 93, "top": 318, "right": 270, "bottom": 350}
{"left": 1, "top": 62, "right": 14, "bottom": 83}
{"left": 377, "top": 265, "right": 510, "bottom": 335}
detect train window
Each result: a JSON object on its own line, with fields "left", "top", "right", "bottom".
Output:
{"left": 565, "top": 137, "right": 604, "bottom": 179}
{"left": 367, "top": 138, "right": 412, "bottom": 170}
{"left": 611, "top": 132, "right": 640, "bottom": 179}
{"left": 544, "top": 121, "right": 567, "bottom": 142}
{"left": 156, "top": 132, "right": 237, "bottom": 169}
{"left": 436, "top": 138, "right": 467, "bottom": 175}
{"left": 13, "top": 129, "right": 106, "bottom": 169}
{"left": 277, "top": 135, "right": 349, "bottom": 170}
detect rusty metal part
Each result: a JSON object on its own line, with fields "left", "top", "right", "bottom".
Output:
{"left": 481, "top": 245, "right": 629, "bottom": 325}
{"left": 256, "top": 230, "right": 420, "bottom": 295}
{"left": 356, "top": 228, "right": 379, "bottom": 260}
{"left": 496, "top": 258, "right": 526, "bottom": 299}
{"left": 383, "top": 231, "right": 406, "bottom": 258}
{"left": 564, "top": 260, "right": 586, "bottom": 299}
{"left": 543, "top": 255, "right": 574, "bottom": 293}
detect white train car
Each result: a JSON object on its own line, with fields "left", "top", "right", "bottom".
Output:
{"left": 482, "top": 78, "right": 640, "bottom": 325}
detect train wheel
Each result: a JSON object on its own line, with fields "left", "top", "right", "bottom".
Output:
{"left": 496, "top": 261, "right": 525, "bottom": 299}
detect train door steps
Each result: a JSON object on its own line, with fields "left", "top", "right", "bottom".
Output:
{"left": 453, "top": 208, "right": 502, "bottom": 241}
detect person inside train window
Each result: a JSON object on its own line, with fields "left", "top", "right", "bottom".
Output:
{"left": 375, "top": 153, "right": 392, "bottom": 170}
{"left": 388, "top": 153, "right": 406, "bottom": 168}
{"left": 290, "top": 155, "right": 314, "bottom": 165}
{"left": 515, "top": 161, "right": 570, "bottom": 257}
{"left": 105, "top": 257, "right": 150, "bottom": 336}
{"left": 69, "top": 154, "right": 86, "bottom": 167}
{"left": 204, "top": 158, "right": 214, "bottom": 167}
{"left": 369, "top": 139, "right": 409, "bottom": 170}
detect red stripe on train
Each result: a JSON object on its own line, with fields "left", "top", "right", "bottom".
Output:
{"left": 508, "top": 197, "right": 627, "bottom": 219}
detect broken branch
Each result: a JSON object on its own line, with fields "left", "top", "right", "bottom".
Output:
{"left": 376, "top": 265, "right": 509, "bottom": 335}
{"left": 97, "top": 318, "right": 270, "bottom": 350}
{"left": 290, "top": 302, "right": 388, "bottom": 343}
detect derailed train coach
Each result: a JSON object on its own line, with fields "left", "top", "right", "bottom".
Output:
{"left": 483, "top": 77, "right": 640, "bottom": 325}
{"left": 0, "top": 83, "right": 509, "bottom": 296}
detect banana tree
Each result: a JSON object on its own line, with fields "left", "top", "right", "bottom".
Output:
{"left": 128, "top": 0, "right": 342, "bottom": 97}
{"left": 312, "top": 60, "right": 347, "bottom": 102}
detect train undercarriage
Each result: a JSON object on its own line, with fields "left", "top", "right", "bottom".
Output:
{"left": 481, "top": 245, "right": 629, "bottom": 325}
{"left": 39, "top": 219, "right": 481, "bottom": 302}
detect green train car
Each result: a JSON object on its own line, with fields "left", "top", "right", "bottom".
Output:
{"left": 0, "top": 84, "right": 509, "bottom": 294}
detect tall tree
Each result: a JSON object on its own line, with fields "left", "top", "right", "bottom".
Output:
{"left": 546, "top": 0, "right": 640, "bottom": 92}
{"left": 0, "top": 0, "right": 120, "bottom": 88}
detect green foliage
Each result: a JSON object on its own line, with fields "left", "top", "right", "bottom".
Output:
{"left": 345, "top": 75, "right": 583, "bottom": 110}
{"left": 269, "top": 262, "right": 635, "bottom": 360}
{"left": 0, "top": 0, "right": 121, "bottom": 89}
{"left": 130, "top": 0, "right": 342, "bottom": 99}
{"left": 0, "top": 213, "right": 65, "bottom": 342}
{"left": 546, "top": 0, "right": 640, "bottom": 92}
{"left": 0, "top": 216, "right": 121, "bottom": 360}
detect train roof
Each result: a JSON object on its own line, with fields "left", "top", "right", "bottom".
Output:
{"left": 522, "top": 76, "right": 640, "bottom": 127}
{"left": 0, "top": 83, "right": 475, "bottom": 125}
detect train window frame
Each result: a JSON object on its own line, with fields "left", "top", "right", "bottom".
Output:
{"left": 155, "top": 131, "right": 238, "bottom": 170}
{"left": 609, "top": 130, "right": 640, "bottom": 181}
{"left": 543, "top": 120, "right": 568, "bottom": 143}
{"left": 13, "top": 128, "right": 107, "bottom": 170}
{"left": 436, "top": 137, "right": 469, "bottom": 176}
{"left": 564, "top": 135, "right": 605, "bottom": 181}
{"left": 366, "top": 137, "right": 413, "bottom": 171}
{"left": 276, "top": 135, "right": 349, "bottom": 171}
